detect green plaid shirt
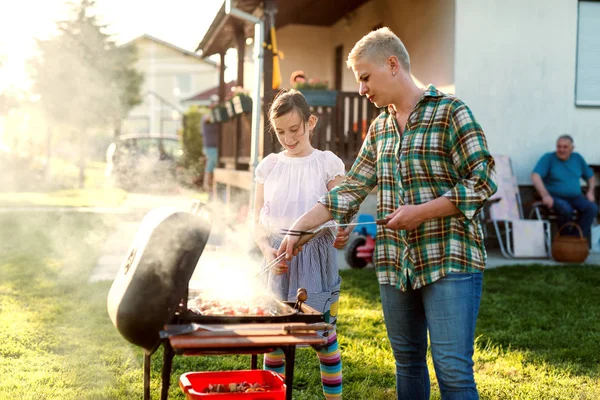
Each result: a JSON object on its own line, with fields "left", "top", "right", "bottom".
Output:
{"left": 319, "top": 85, "right": 497, "bottom": 291}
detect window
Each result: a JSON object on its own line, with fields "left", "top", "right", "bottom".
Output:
{"left": 176, "top": 74, "right": 191, "bottom": 94}
{"left": 576, "top": 1, "right": 600, "bottom": 106}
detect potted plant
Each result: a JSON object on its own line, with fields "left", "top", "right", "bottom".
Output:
{"left": 230, "top": 86, "right": 252, "bottom": 115}
{"left": 224, "top": 99, "right": 235, "bottom": 118}
{"left": 294, "top": 78, "right": 338, "bottom": 107}
{"left": 210, "top": 104, "right": 228, "bottom": 122}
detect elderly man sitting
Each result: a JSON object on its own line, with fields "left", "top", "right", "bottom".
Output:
{"left": 531, "top": 134, "right": 598, "bottom": 242}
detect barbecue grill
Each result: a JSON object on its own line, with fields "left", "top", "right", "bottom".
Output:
{"left": 107, "top": 203, "right": 327, "bottom": 400}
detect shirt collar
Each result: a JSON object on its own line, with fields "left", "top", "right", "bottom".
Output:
{"left": 384, "top": 84, "right": 443, "bottom": 115}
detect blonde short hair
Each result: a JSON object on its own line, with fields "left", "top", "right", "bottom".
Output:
{"left": 347, "top": 27, "right": 411, "bottom": 72}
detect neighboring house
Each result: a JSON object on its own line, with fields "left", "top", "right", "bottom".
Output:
{"left": 122, "top": 34, "right": 218, "bottom": 135}
{"left": 182, "top": 80, "right": 238, "bottom": 108}
{"left": 197, "top": 0, "right": 600, "bottom": 204}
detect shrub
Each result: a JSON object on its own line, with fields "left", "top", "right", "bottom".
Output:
{"left": 178, "top": 105, "right": 206, "bottom": 187}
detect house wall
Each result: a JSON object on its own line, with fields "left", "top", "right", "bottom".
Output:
{"left": 275, "top": 26, "right": 333, "bottom": 89}
{"left": 276, "top": 0, "right": 454, "bottom": 94}
{"left": 455, "top": 0, "right": 600, "bottom": 184}
{"left": 126, "top": 37, "right": 218, "bottom": 135}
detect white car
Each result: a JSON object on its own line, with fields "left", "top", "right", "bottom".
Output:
{"left": 105, "top": 133, "right": 183, "bottom": 189}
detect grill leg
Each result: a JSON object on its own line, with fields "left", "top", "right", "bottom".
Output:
{"left": 282, "top": 346, "right": 296, "bottom": 400}
{"left": 160, "top": 343, "right": 175, "bottom": 400}
{"left": 144, "top": 353, "right": 151, "bottom": 400}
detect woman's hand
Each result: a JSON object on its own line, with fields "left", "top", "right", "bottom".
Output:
{"left": 277, "top": 234, "right": 302, "bottom": 261}
{"left": 333, "top": 225, "right": 353, "bottom": 249}
{"left": 385, "top": 205, "right": 426, "bottom": 231}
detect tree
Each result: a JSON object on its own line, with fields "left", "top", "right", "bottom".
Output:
{"left": 180, "top": 106, "right": 205, "bottom": 187}
{"left": 30, "top": 0, "right": 142, "bottom": 188}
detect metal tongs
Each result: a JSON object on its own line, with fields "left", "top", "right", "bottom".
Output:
{"left": 257, "top": 218, "right": 391, "bottom": 277}
{"left": 280, "top": 218, "right": 390, "bottom": 238}
{"left": 256, "top": 229, "right": 322, "bottom": 278}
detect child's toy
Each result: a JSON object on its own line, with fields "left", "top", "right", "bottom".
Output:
{"left": 344, "top": 214, "right": 376, "bottom": 269}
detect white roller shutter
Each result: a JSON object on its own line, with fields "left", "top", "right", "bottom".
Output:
{"left": 576, "top": 1, "right": 600, "bottom": 106}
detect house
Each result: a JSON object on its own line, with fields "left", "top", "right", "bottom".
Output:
{"left": 181, "top": 81, "right": 238, "bottom": 108}
{"left": 197, "top": 0, "right": 600, "bottom": 208}
{"left": 121, "top": 34, "right": 219, "bottom": 135}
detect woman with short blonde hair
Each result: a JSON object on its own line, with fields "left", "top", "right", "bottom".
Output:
{"left": 278, "top": 27, "right": 497, "bottom": 400}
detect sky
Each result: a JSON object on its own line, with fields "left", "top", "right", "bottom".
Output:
{"left": 0, "top": 0, "right": 224, "bottom": 90}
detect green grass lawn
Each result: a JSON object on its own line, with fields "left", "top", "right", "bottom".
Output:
{"left": 0, "top": 213, "right": 599, "bottom": 399}
{"left": 0, "top": 161, "right": 128, "bottom": 208}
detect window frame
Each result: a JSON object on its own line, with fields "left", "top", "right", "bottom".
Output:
{"left": 575, "top": 0, "right": 600, "bottom": 107}
{"left": 175, "top": 74, "right": 192, "bottom": 95}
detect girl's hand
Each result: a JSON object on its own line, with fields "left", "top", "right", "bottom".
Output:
{"left": 333, "top": 225, "right": 353, "bottom": 249}
{"left": 262, "top": 245, "right": 288, "bottom": 275}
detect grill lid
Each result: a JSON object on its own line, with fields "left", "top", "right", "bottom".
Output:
{"left": 107, "top": 206, "right": 211, "bottom": 353}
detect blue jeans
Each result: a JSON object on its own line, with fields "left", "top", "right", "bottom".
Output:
{"left": 551, "top": 195, "right": 598, "bottom": 241}
{"left": 379, "top": 273, "right": 483, "bottom": 400}
{"left": 203, "top": 146, "right": 218, "bottom": 172}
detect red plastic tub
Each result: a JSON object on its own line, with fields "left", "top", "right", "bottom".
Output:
{"left": 179, "top": 370, "right": 286, "bottom": 400}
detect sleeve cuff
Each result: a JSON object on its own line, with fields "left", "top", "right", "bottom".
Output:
{"left": 443, "top": 187, "right": 482, "bottom": 220}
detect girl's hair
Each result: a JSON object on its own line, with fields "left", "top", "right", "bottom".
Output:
{"left": 269, "top": 89, "right": 315, "bottom": 139}
{"left": 347, "top": 27, "right": 410, "bottom": 72}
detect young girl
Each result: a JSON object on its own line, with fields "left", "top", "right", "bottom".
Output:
{"left": 253, "top": 89, "right": 348, "bottom": 400}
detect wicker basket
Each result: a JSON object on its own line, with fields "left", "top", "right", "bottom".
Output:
{"left": 551, "top": 222, "right": 589, "bottom": 263}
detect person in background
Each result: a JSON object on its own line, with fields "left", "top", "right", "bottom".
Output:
{"left": 202, "top": 113, "right": 219, "bottom": 193}
{"left": 290, "top": 70, "right": 306, "bottom": 87}
{"left": 253, "top": 89, "right": 350, "bottom": 399}
{"left": 531, "top": 134, "right": 598, "bottom": 242}
{"left": 278, "top": 27, "right": 497, "bottom": 399}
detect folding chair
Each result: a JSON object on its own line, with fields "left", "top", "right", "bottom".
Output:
{"left": 482, "top": 155, "right": 551, "bottom": 258}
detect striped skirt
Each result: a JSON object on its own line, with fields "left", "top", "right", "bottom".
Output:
{"left": 262, "top": 230, "right": 342, "bottom": 327}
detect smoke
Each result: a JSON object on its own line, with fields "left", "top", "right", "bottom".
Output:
{"left": 107, "top": 199, "right": 268, "bottom": 306}
{"left": 188, "top": 198, "right": 272, "bottom": 303}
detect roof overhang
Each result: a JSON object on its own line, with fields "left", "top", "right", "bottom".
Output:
{"left": 196, "top": 0, "right": 371, "bottom": 57}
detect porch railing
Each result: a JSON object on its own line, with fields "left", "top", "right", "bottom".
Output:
{"left": 216, "top": 91, "right": 381, "bottom": 170}
{"left": 310, "top": 92, "right": 380, "bottom": 168}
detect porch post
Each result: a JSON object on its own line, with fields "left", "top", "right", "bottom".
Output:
{"left": 234, "top": 21, "right": 245, "bottom": 170}
{"left": 262, "top": 0, "right": 276, "bottom": 159}
{"left": 216, "top": 51, "right": 226, "bottom": 188}
{"left": 218, "top": 52, "right": 226, "bottom": 103}
{"left": 224, "top": 0, "right": 264, "bottom": 214}
{"left": 235, "top": 22, "right": 245, "bottom": 88}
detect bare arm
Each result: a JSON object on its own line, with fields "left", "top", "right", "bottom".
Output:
{"left": 252, "top": 183, "right": 270, "bottom": 252}
{"left": 253, "top": 182, "right": 289, "bottom": 273}
{"left": 586, "top": 175, "right": 596, "bottom": 202}
{"left": 327, "top": 175, "right": 344, "bottom": 191}
{"left": 327, "top": 175, "right": 354, "bottom": 248}
{"left": 531, "top": 172, "right": 554, "bottom": 208}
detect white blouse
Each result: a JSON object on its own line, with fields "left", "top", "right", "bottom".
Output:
{"left": 255, "top": 149, "right": 345, "bottom": 234}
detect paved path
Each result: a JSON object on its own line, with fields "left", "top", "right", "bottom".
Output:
{"left": 88, "top": 191, "right": 207, "bottom": 283}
